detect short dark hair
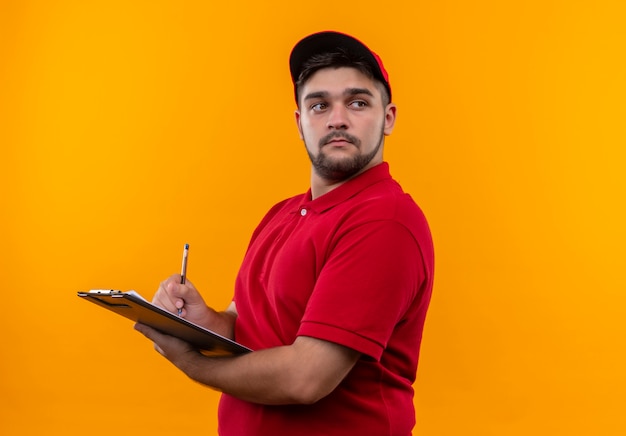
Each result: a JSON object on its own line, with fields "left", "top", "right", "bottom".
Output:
{"left": 295, "top": 49, "right": 391, "bottom": 107}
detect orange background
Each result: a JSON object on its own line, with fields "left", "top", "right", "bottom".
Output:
{"left": 1, "top": 1, "right": 625, "bottom": 435}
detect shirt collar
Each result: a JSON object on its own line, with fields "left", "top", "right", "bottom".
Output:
{"left": 300, "top": 162, "right": 392, "bottom": 214}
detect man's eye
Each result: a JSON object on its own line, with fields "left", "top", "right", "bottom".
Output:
{"left": 311, "top": 103, "right": 327, "bottom": 111}
{"left": 349, "top": 100, "right": 367, "bottom": 108}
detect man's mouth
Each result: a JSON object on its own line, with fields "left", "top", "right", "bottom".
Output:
{"left": 328, "top": 138, "right": 352, "bottom": 145}
{"left": 322, "top": 133, "right": 357, "bottom": 147}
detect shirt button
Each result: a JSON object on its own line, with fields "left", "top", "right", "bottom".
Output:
{"left": 300, "top": 208, "right": 307, "bottom": 216}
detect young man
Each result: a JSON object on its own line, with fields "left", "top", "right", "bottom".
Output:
{"left": 135, "top": 31, "right": 434, "bottom": 436}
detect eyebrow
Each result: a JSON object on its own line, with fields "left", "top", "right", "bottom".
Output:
{"left": 303, "top": 87, "right": 375, "bottom": 101}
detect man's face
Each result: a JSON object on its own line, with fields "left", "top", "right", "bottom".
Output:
{"left": 295, "top": 67, "right": 396, "bottom": 183}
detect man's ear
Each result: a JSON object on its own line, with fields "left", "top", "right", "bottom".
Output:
{"left": 295, "top": 110, "right": 304, "bottom": 140}
{"left": 383, "top": 104, "right": 397, "bottom": 136}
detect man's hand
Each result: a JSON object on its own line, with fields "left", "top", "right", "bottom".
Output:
{"left": 153, "top": 275, "right": 211, "bottom": 325}
{"left": 134, "top": 322, "right": 201, "bottom": 372}
{"left": 152, "top": 274, "right": 236, "bottom": 339}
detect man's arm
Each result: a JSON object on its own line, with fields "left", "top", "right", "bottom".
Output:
{"left": 143, "top": 275, "right": 360, "bottom": 404}
{"left": 134, "top": 323, "right": 360, "bottom": 405}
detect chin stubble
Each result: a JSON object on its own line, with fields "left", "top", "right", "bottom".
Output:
{"left": 306, "top": 129, "right": 384, "bottom": 182}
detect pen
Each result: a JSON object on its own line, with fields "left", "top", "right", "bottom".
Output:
{"left": 179, "top": 243, "right": 189, "bottom": 316}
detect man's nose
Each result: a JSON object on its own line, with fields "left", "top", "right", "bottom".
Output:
{"left": 326, "top": 105, "right": 349, "bottom": 130}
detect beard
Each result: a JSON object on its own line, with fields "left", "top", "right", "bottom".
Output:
{"left": 306, "top": 129, "right": 385, "bottom": 183}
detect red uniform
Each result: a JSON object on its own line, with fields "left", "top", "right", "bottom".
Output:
{"left": 218, "top": 162, "right": 434, "bottom": 436}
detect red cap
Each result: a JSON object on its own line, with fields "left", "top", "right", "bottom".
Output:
{"left": 289, "top": 31, "right": 391, "bottom": 102}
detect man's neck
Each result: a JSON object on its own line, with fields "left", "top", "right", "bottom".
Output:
{"left": 309, "top": 162, "right": 380, "bottom": 200}
{"left": 310, "top": 173, "right": 347, "bottom": 200}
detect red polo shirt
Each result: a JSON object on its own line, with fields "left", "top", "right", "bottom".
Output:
{"left": 218, "top": 162, "right": 434, "bottom": 436}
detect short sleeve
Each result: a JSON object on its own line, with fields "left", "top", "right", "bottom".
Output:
{"left": 297, "top": 220, "right": 424, "bottom": 360}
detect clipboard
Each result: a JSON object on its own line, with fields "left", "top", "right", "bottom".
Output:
{"left": 77, "top": 289, "right": 252, "bottom": 356}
